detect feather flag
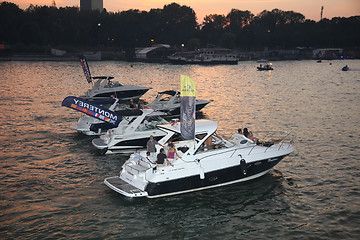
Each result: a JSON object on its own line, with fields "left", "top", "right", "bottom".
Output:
{"left": 180, "top": 75, "right": 196, "bottom": 140}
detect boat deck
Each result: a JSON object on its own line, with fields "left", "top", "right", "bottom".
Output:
{"left": 104, "top": 176, "right": 148, "bottom": 197}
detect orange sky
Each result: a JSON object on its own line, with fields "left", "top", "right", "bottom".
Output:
{"left": 7, "top": 0, "right": 360, "bottom": 21}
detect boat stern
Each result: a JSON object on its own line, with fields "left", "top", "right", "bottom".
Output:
{"left": 104, "top": 176, "right": 148, "bottom": 198}
{"left": 92, "top": 138, "right": 108, "bottom": 149}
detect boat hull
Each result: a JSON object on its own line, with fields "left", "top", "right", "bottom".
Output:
{"left": 105, "top": 155, "right": 287, "bottom": 198}
{"left": 144, "top": 156, "right": 284, "bottom": 198}
{"left": 92, "top": 134, "right": 165, "bottom": 154}
{"left": 170, "top": 59, "right": 238, "bottom": 65}
{"left": 166, "top": 101, "right": 211, "bottom": 115}
{"left": 84, "top": 88, "right": 149, "bottom": 100}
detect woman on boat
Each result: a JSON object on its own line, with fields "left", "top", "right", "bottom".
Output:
{"left": 167, "top": 143, "right": 181, "bottom": 164}
{"left": 243, "top": 128, "right": 256, "bottom": 142}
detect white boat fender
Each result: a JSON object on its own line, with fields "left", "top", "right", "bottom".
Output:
{"left": 240, "top": 159, "right": 247, "bottom": 175}
{"left": 199, "top": 166, "right": 205, "bottom": 179}
{"left": 196, "top": 159, "right": 205, "bottom": 179}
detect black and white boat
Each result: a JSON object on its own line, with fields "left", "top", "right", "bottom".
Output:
{"left": 146, "top": 90, "right": 211, "bottom": 115}
{"left": 104, "top": 119, "right": 295, "bottom": 198}
{"left": 81, "top": 76, "right": 150, "bottom": 100}
{"left": 342, "top": 65, "right": 349, "bottom": 71}
{"left": 79, "top": 56, "right": 150, "bottom": 100}
{"left": 92, "top": 109, "right": 169, "bottom": 154}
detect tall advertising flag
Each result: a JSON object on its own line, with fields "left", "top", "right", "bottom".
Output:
{"left": 62, "top": 96, "right": 122, "bottom": 127}
{"left": 180, "top": 75, "right": 196, "bottom": 140}
{"left": 79, "top": 55, "right": 92, "bottom": 83}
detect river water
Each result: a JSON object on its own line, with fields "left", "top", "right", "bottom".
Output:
{"left": 0, "top": 60, "right": 359, "bottom": 239}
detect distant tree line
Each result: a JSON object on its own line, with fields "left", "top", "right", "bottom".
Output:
{"left": 0, "top": 1, "right": 359, "bottom": 52}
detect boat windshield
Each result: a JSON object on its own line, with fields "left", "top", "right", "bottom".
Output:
{"left": 195, "top": 132, "right": 234, "bottom": 154}
{"left": 136, "top": 116, "right": 168, "bottom": 131}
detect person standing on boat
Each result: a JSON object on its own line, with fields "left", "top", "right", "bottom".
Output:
{"left": 167, "top": 143, "right": 181, "bottom": 164}
{"left": 147, "top": 135, "right": 163, "bottom": 157}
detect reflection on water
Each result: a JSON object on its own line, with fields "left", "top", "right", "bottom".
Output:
{"left": 0, "top": 60, "right": 359, "bottom": 239}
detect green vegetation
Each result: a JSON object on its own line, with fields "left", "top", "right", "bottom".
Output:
{"left": 0, "top": 1, "right": 359, "bottom": 54}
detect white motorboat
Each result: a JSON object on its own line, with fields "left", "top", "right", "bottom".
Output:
{"left": 81, "top": 76, "right": 150, "bottom": 100}
{"left": 79, "top": 56, "right": 150, "bottom": 100}
{"left": 70, "top": 108, "right": 144, "bottom": 136}
{"left": 92, "top": 109, "right": 169, "bottom": 154}
{"left": 104, "top": 119, "right": 295, "bottom": 198}
{"left": 70, "top": 98, "right": 123, "bottom": 136}
{"left": 146, "top": 90, "right": 211, "bottom": 115}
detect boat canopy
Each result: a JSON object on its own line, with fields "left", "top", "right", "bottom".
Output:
{"left": 115, "top": 109, "right": 143, "bottom": 116}
{"left": 158, "top": 119, "right": 217, "bottom": 135}
{"left": 89, "top": 98, "right": 123, "bottom": 105}
{"left": 92, "top": 76, "right": 115, "bottom": 80}
{"left": 157, "top": 90, "right": 178, "bottom": 96}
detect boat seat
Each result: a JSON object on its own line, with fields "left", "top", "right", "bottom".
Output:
{"left": 125, "top": 163, "right": 148, "bottom": 175}
{"left": 177, "top": 146, "right": 189, "bottom": 153}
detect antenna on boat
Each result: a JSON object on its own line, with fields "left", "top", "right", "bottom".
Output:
{"left": 320, "top": 6, "right": 324, "bottom": 21}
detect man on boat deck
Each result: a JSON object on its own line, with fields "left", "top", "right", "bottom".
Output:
{"left": 147, "top": 135, "right": 163, "bottom": 157}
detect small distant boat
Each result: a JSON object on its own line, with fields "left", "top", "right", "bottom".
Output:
{"left": 79, "top": 56, "right": 150, "bottom": 100}
{"left": 342, "top": 65, "right": 349, "bottom": 71}
{"left": 257, "top": 59, "right": 269, "bottom": 63}
{"left": 317, "top": 59, "right": 322, "bottom": 63}
{"left": 146, "top": 90, "right": 211, "bottom": 115}
{"left": 257, "top": 63, "right": 273, "bottom": 71}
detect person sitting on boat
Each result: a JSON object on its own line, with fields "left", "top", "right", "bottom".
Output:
{"left": 167, "top": 143, "right": 181, "bottom": 163}
{"left": 233, "top": 128, "right": 250, "bottom": 144}
{"left": 243, "top": 128, "right": 257, "bottom": 143}
{"left": 156, "top": 148, "right": 173, "bottom": 167}
{"left": 130, "top": 99, "right": 138, "bottom": 109}
{"left": 243, "top": 128, "right": 283, "bottom": 147}
{"left": 144, "top": 117, "right": 152, "bottom": 129}
{"left": 137, "top": 99, "right": 145, "bottom": 109}
{"left": 234, "top": 128, "right": 243, "bottom": 138}
{"left": 134, "top": 149, "right": 144, "bottom": 164}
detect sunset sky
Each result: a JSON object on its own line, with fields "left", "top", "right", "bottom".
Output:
{"left": 7, "top": 0, "right": 360, "bottom": 22}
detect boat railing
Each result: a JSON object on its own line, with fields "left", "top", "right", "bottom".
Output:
{"left": 247, "top": 131, "right": 295, "bottom": 155}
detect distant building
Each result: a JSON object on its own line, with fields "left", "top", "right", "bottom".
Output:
{"left": 80, "top": 0, "right": 103, "bottom": 12}
{"left": 135, "top": 44, "right": 175, "bottom": 62}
